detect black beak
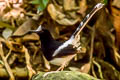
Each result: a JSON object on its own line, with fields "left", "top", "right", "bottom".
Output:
{"left": 29, "top": 25, "right": 43, "bottom": 33}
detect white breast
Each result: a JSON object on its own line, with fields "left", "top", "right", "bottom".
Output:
{"left": 50, "top": 54, "right": 76, "bottom": 66}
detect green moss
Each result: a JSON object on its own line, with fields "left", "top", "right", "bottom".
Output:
{"left": 32, "top": 71, "right": 98, "bottom": 80}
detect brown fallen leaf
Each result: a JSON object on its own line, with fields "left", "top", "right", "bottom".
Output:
{"left": 3, "top": 8, "right": 25, "bottom": 21}
{"left": 47, "top": 4, "right": 79, "bottom": 25}
{"left": 13, "top": 18, "right": 39, "bottom": 35}
{"left": 47, "top": 0, "right": 84, "bottom": 26}
{"left": 77, "top": 0, "right": 87, "bottom": 16}
{"left": 112, "top": 0, "right": 120, "bottom": 8}
{"left": 111, "top": 7, "right": 120, "bottom": 48}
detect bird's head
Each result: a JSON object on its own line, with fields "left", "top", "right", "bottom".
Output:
{"left": 31, "top": 25, "right": 54, "bottom": 41}
{"left": 30, "top": 25, "right": 49, "bottom": 34}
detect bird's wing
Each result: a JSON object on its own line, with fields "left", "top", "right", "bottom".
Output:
{"left": 53, "top": 44, "right": 77, "bottom": 57}
{"left": 52, "top": 36, "right": 81, "bottom": 57}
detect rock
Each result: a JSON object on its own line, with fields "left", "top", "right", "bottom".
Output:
{"left": 32, "top": 71, "right": 98, "bottom": 80}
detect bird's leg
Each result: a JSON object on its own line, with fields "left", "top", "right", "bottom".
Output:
{"left": 43, "top": 55, "right": 76, "bottom": 77}
{"left": 43, "top": 62, "right": 67, "bottom": 77}
{"left": 57, "top": 54, "right": 77, "bottom": 71}
{"left": 56, "top": 61, "right": 67, "bottom": 71}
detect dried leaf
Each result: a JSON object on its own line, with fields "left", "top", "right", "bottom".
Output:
{"left": 2, "top": 8, "right": 25, "bottom": 21}
{"left": 13, "top": 18, "right": 39, "bottom": 35}
{"left": 112, "top": 0, "right": 120, "bottom": 8}
{"left": 2, "top": 28, "right": 13, "bottom": 39}
{"left": 47, "top": 4, "right": 79, "bottom": 25}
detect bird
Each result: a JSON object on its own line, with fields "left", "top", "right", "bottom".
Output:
{"left": 11, "top": 3, "right": 104, "bottom": 71}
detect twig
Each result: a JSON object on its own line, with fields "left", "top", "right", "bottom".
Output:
{"left": 88, "top": 25, "right": 95, "bottom": 73}
{"left": 86, "top": 25, "right": 94, "bottom": 31}
{"left": 23, "top": 46, "right": 36, "bottom": 80}
{"left": 93, "top": 59, "right": 103, "bottom": 79}
{"left": 0, "top": 42, "right": 15, "bottom": 80}
{"left": 91, "top": 64, "right": 97, "bottom": 78}
{"left": 5, "top": 0, "right": 12, "bottom": 9}
{"left": 0, "top": 67, "right": 28, "bottom": 78}
{"left": 42, "top": 55, "right": 51, "bottom": 70}
{"left": 5, "top": 49, "right": 12, "bottom": 60}
{"left": 89, "top": 26, "right": 95, "bottom": 62}
{"left": 11, "top": 18, "right": 16, "bottom": 28}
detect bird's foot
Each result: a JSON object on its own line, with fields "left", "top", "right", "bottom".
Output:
{"left": 43, "top": 64, "right": 66, "bottom": 77}
{"left": 57, "top": 65, "right": 65, "bottom": 71}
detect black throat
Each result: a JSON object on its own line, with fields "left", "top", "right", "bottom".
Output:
{"left": 38, "top": 30, "right": 54, "bottom": 45}
{"left": 37, "top": 29, "right": 61, "bottom": 60}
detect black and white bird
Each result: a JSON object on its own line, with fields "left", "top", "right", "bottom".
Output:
{"left": 11, "top": 3, "right": 104, "bottom": 70}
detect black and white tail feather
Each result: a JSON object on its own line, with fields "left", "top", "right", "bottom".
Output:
{"left": 52, "top": 3, "right": 104, "bottom": 57}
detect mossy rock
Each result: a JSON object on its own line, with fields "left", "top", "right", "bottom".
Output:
{"left": 32, "top": 71, "right": 98, "bottom": 80}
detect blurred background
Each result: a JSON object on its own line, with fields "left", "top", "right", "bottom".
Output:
{"left": 0, "top": 0, "right": 120, "bottom": 80}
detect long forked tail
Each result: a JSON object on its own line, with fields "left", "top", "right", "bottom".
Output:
{"left": 52, "top": 3, "right": 104, "bottom": 57}
{"left": 72, "top": 3, "right": 104, "bottom": 38}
